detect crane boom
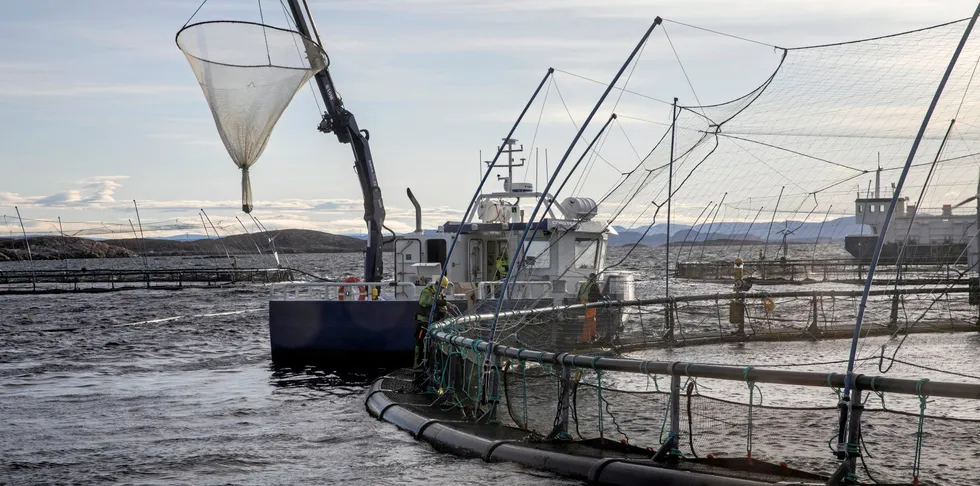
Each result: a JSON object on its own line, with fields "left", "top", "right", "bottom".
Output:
{"left": 285, "top": 0, "right": 386, "bottom": 284}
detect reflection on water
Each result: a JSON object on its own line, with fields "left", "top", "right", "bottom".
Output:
{"left": 269, "top": 365, "right": 379, "bottom": 399}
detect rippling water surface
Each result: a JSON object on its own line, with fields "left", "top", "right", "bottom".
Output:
{"left": 2, "top": 249, "right": 979, "bottom": 484}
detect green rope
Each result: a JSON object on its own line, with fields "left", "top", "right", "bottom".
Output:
{"left": 827, "top": 373, "right": 842, "bottom": 400}
{"left": 518, "top": 348, "right": 528, "bottom": 429}
{"left": 592, "top": 356, "right": 603, "bottom": 439}
{"left": 659, "top": 394, "right": 670, "bottom": 444}
{"left": 681, "top": 362, "right": 708, "bottom": 392}
{"left": 913, "top": 378, "right": 930, "bottom": 484}
{"left": 743, "top": 366, "right": 759, "bottom": 461}
{"left": 870, "top": 376, "right": 886, "bottom": 410}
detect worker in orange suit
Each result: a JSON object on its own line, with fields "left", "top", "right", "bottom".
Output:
{"left": 577, "top": 273, "right": 603, "bottom": 343}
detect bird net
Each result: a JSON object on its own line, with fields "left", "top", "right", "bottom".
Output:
{"left": 415, "top": 15, "right": 980, "bottom": 485}
{"left": 176, "top": 21, "right": 327, "bottom": 213}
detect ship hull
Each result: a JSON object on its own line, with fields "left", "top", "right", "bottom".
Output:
{"left": 844, "top": 234, "right": 967, "bottom": 264}
{"left": 269, "top": 300, "right": 420, "bottom": 371}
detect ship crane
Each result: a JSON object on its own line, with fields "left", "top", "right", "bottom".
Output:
{"left": 284, "top": 0, "right": 386, "bottom": 284}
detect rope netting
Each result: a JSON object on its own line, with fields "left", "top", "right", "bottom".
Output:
{"left": 176, "top": 21, "right": 327, "bottom": 213}
{"left": 419, "top": 15, "right": 980, "bottom": 485}
{"left": 420, "top": 343, "right": 980, "bottom": 485}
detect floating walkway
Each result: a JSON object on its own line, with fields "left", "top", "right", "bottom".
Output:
{"left": 0, "top": 267, "right": 293, "bottom": 294}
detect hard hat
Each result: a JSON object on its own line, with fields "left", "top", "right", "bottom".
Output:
{"left": 441, "top": 276, "right": 450, "bottom": 288}
{"left": 735, "top": 257, "right": 744, "bottom": 265}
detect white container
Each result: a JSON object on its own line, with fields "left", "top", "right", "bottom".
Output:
{"left": 603, "top": 271, "right": 635, "bottom": 301}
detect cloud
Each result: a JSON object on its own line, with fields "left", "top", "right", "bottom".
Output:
{"left": 84, "top": 180, "right": 122, "bottom": 204}
{"left": 313, "top": 199, "right": 365, "bottom": 211}
{"left": 35, "top": 190, "right": 83, "bottom": 206}
{"left": 8, "top": 176, "right": 130, "bottom": 209}
{"left": 0, "top": 84, "right": 198, "bottom": 99}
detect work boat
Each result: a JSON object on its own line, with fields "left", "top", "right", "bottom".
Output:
{"left": 270, "top": 139, "right": 628, "bottom": 369}
{"left": 845, "top": 168, "right": 980, "bottom": 264}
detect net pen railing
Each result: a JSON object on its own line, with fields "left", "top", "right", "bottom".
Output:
{"left": 436, "top": 286, "right": 978, "bottom": 351}
{"left": 425, "top": 323, "right": 980, "bottom": 485}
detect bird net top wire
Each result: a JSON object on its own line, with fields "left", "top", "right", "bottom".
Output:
{"left": 176, "top": 21, "right": 327, "bottom": 213}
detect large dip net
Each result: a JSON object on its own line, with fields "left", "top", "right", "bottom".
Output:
{"left": 176, "top": 21, "right": 326, "bottom": 213}
{"left": 412, "top": 15, "right": 980, "bottom": 486}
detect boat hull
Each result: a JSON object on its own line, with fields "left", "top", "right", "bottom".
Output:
{"left": 269, "top": 300, "right": 419, "bottom": 370}
{"left": 844, "top": 234, "right": 966, "bottom": 264}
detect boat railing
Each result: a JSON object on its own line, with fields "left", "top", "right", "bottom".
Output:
{"left": 476, "top": 280, "right": 553, "bottom": 300}
{"left": 276, "top": 281, "right": 417, "bottom": 301}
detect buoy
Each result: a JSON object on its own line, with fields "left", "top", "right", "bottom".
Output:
{"left": 706, "top": 453, "right": 716, "bottom": 460}
{"left": 779, "top": 461, "right": 788, "bottom": 468}
{"left": 763, "top": 296, "right": 775, "bottom": 312}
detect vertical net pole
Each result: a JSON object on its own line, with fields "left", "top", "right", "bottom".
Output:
{"left": 841, "top": 7, "right": 980, "bottom": 463}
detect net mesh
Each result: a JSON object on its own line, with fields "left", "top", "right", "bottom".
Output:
{"left": 420, "top": 16, "right": 980, "bottom": 485}
{"left": 176, "top": 21, "right": 327, "bottom": 213}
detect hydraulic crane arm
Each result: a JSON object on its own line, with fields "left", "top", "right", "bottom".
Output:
{"left": 285, "top": 0, "right": 386, "bottom": 284}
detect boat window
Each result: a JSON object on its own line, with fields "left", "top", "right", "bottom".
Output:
{"left": 857, "top": 205, "right": 863, "bottom": 213}
{"left": 880, "top": 204, "right": 885, "bottom": 212}
{"left": 525, "top": 241, "right": 551, "bottom": 268}
{"left": 869, "top": 205, "right": 875, "bottom": 213}
{"left": 575, "top": 239, "right": 598, "bottom": 269}
{"left": 426, "top": 239, "right": 447, "bottom": 264}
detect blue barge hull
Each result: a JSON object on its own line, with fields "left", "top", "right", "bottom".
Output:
{"left": 269, "top": 300, "right": 419, "bottom": 369}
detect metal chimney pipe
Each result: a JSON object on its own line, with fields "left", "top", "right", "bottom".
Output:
{"left": 407, "top": 188, "right": 422, "bottom": 233}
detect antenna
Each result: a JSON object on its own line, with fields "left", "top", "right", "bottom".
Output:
{"left": 485, "top": 138, "right": 524, "bottom": 192}
{"left": 875, "top": 153, "right": 882, "bottom": 198}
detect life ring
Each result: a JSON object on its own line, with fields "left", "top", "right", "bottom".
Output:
{"left": 338, "top": 276, "right": 366, "bottom": 301}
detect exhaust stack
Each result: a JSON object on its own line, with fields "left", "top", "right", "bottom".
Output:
{"left": 407, "top": 188, "right": 423, "bottom": 233}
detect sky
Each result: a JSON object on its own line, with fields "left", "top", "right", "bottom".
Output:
{"left": 1, "top": 0, "right": 979, "bottom": 239}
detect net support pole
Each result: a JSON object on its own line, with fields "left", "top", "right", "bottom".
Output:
{"left": 838, "top": 1, "right": 980, "bottom": 470}
{"left": 485, "top": 17, "right": 663, "bottom": 350}
{"left": 505, "top": 113, "right": 616, "bottom": 289}
{"left": 556, "top": 362, "right": 573, "bottom": 439}
{"left": 654, "top": 362, "right": 681, "bottom": 462}
{"left": 761, "top": 186, "right": 784, "bottom": 278}
{"left": 666, "top": 97, "right": 677, "bottom": 299}
{"left": 14, "top": 206, "right": 35, "bottom": 292}
{"left": 843, "top": 4, "right": 980, "bottom": 397}
{"left": 828, "top": 386, "right": 865, "bottom": 484}
{"left": 425, "top": 67, "right": 555, "bottom": 327}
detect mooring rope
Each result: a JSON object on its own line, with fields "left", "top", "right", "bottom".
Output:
{"left": 743, "top": 365, "right": 760, "bottom": 462}
{"left": 519, "top": 348, "right": 529, "bottom": 429}
{"left": 912, "top": 378, "right": 930, "bottom": 485}
{"left": 592, "top": 356, "right": 604, "bottom": 440}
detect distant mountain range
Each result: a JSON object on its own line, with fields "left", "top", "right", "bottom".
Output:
{"left": 607, "top": 216, "right": 866, "bottom": 247}
{"left": 0, "top": 217, "right": 867, "bottom": 261}
{"left": 0, "top": 229, "right": 365, "bottom": 261}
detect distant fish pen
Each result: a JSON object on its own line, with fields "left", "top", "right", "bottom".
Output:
{"left": 675, "top": 258, "right": 973, "bottom": 286}
{"left": 0, "top": 267, "right": 293, "bottom": 294}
